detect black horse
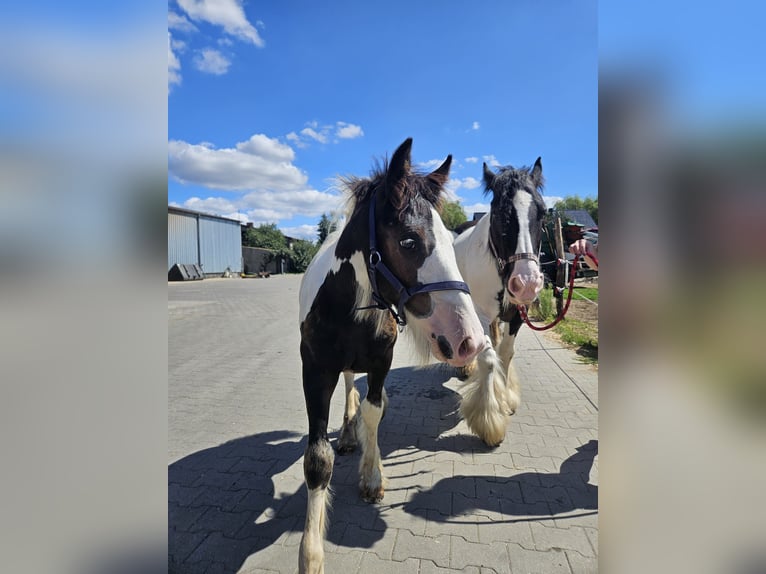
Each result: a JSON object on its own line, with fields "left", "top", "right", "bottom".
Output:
{"left": 296, "top": 138, "right": 486, "bottom": 573}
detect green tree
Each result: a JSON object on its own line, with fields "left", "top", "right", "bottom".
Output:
{"left": 242, "top": 223, "right": 287, "bottom": 250}
{"left": 289, "top": 239, "right": 319, "bottom": 273}
{"left": 317, "top": 214, "right": 337, "bottom": 245}
{"left": 553, "top": 196, "right": 598, "bottom": 225}
{"left": 440, "top": 201, "right": 468, "bottom": 230}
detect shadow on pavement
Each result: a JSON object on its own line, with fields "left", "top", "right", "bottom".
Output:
{"left": 168, "top": 430, "right": 386, "bottom": 574}
{"left": 402, "top": 439, "right": 598, "bottom": 524}
{"left": 169, "top": 365, "right": 595, "bottom": 572}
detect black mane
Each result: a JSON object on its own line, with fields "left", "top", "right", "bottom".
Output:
{"left": 484, "top": 164, "right": 546, "bottom": 212}
{"left": 342, "top": 157, "right": 444, "bottom": 219}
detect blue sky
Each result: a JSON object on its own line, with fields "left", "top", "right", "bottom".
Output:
{"left": 168, "top": 0, "right": 597, "bottom": 240}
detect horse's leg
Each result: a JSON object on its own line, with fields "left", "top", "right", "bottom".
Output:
{"left": 495, "top": 331, "right": 521, "bottom": 415}
{"left": 357, "top": 357, "right": 392, "bottom": 503}
{"left": 489, "top": 317, "right": 503, "bottom": 348}
{"left": 299, "top": 367, "right": 339, "bottom": 574}
{"left": 497, "top": 312, "right": 524, "bottom": 414}
{"left": 459, "top": 334, "right": 512, "bottom": 447}
{"left": 337, "top": 370, "right": 360, "bottom": 454}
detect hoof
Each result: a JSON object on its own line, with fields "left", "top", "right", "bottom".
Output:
{"left": 337, "top": 418, "right": 358, "bottom": 455}
{"left": 483, "top": 436, "right": 505, "bottom": 448}
{"left": 360, "top": 485, "right": 384, "bottom": 503}
{"left": 336, "top": 442, "right": 357, "bottom": 455}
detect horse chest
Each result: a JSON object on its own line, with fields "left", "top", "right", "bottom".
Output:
{"left": 300, "top": 263, "right": 396, "bottom": 371}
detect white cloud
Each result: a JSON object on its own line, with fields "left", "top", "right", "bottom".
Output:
{"left": 194, "top": 48, "right": 230, "bottom": 75}
{"left": 170, "top": 133, "right": 345, "bottom": 223}
{"left": 176, "top": 0, "right": 265, "bottom": 46}
{"left": 171, "top": 37, "right": 188, "bottom": 52}
{"left": 300, "top": 127, "right": 327, "bottom": 144}
{"left": 460, "top": 177, "right": 481, "bottom": 190}
{"left": 235, "top": 133, "right": 295, "bottom": 162}
{"left": 241, "top": 189, "right": 342, "bottom": 219}
{"left": 168, "top": 136, "right": 307, "bottom": 191}
{"left": 483, "top": 154, "right": 501, "bottom": 167}
{"left": 335, "top": 122, "right": 363, "bottom": 139}
{"left": 417, "top": 159, "right": 444, "bottom": 170}
{"left": 287, "top": 120, "right": 364, "bottom": 147}
{"left": 465, "top": 156, "right": 479, "bottom": 164}
{"left": 444, "top": 176, "right": 482, "bottom": 197}
{"left": 471, "top": 121, "right": 480, "bottom": 131}
{"left": 168, "top": 11, "right": 197, "bottom": 33}
{"left": 181, "top": 188, "right": 342, "bottom": 224}
{"left": 168, "top": 34, "right": 181, "bottom": 92}
{"left": 280, "top": 224, "right": 319, "bottom": 241}
{"left": 285, "top": 131, "right": 307, "bottom": 149}
{"left": 183, "top": 196, "right": 240, "bottom": 214}
{"left": 463, "top": 202, "right": 491, "bottom": 218}
{"left": 544, "top": 195, "right": 564, "bottom": 209}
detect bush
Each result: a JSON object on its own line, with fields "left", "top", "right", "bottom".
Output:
{"left": 288, "top": 240, "right": 319, "bottom": 273}
{"left": 533, "top": 287, "right": 555, "bottom": 321}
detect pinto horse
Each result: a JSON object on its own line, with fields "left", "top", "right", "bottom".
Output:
{"left": 453, "top": 158, "right": 546, "bottom": 446}
{"left": 297, "top": 138, "right": 485, "bottom": 574}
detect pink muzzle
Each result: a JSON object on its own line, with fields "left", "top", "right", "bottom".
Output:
{"left": 507, "top": 259, "right": 544, "bottom": 306}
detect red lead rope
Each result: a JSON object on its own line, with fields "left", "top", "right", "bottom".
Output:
{"left": 517, "top": 255, "right": 598, "bottom": 331}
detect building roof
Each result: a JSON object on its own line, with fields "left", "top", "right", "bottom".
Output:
{"left": 561, "top": 209, "right": 597, "bottom": 229}
{"left": 168, "top": 205, "right": 243, "bottom": 224}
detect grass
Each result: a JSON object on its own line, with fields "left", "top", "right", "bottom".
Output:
{"left": 572, "top": 287, "right": 598, "bottom": 302}
{"left": 530, "top": 286, "right": 598, "bottom": 365}
{"left": 554, "top": 319, "right": 598, "bottom": 364}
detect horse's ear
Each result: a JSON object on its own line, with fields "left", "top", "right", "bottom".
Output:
{"left": 482, "top": 162, "right": 496, "bottom": 192}
{"left": 427, "top": 154, "right": 452, "bottom": 186}
{"left": 531, "top": 157, "right": 543, "bottom": 186}
{"left": 385, "top": 137, "right": 413, "bottom": 193}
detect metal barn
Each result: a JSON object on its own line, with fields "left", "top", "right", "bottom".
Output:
{"left": 168, "top": 206, "right": 242, "bottom": 275}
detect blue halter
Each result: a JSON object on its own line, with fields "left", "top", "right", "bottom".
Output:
{"left": 362, "top": 191, "right": 471, "bottom": 327}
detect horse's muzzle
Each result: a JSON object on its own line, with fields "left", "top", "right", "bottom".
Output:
{"left": 507, "top": 261, "right": 544, "bottom": 306}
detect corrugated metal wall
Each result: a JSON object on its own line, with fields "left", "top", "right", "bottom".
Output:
{"left": 168, "top": 211, "right": 199, "bottom": 268}
{"left": 198, "top": 215, "right": 242, "bottom": 273}
{"left": 168, "top": 209, "right": 242, "bottom": 274}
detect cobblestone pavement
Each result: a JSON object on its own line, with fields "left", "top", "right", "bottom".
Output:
{"left": 169, "top": 275, "right": 598, "bottom": 574}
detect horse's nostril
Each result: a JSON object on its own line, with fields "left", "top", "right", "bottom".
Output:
{"left": 458, "top": 336, "right": 475, "bottom": 359}
{"left": 436, "top": 335, "right": 453, "bottom": 360}
{"left": 510, "top": 276, "right": 524, "bottom": 294}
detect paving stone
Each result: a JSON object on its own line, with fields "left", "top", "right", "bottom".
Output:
{"left": 425, "top": 508, "right": 480, "bottom": 543}
{"left": 529, "top": 523, "right": 595, "bottom": 557}
{"left": 392, "top": 530, "right": 451, "bottom": 567}
{"left": 450, "top": 536, "right": 511, "bottom": 574}
{"left": 583, "top": 527, "right": 598, "bottom": 555}
{"left": 170, "top": 502, "right": 210, "bottom": 533}
{"left": 510, "top": 454, "right": 559, "bottom": 474}
{"left": 169, "top": 528, "right": 208, "bottom": 566}
{"left": 323, "top": 549, "right": 364, "bottom": 573}
{"left": 338, "top": 524, "right": 396, "bottom": 560}
{"left": 476, "top": 517, "right": 534, "bottom": 549}
{"left": 358, "top": 553, "right": 420, "bottom": 573}
{"left": 565, "top": 550, "right": 598, "bottom": 574}
{"left": 419, "top": 559, "right": 480, "bottom": 573}
{"left": 507, "top": 542, "right": 571, "bottom": 573}
{"left": 169, "top": 277, "right": 598, "bottom": 574}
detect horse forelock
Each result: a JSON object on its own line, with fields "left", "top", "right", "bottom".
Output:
{"left": 341, "top": 158, "right": 444, "bottom": 221}
{"left": 484, "top": 164, "right": 545, "bottom": 200}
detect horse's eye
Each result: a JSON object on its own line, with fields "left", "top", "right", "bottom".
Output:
{"left": 399, "top": 238, "right": 416, "bottom": 250}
